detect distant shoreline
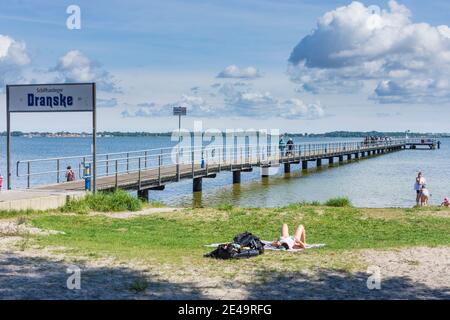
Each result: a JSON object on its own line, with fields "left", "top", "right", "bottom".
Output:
{"left": 1, "top": 131, "right": 449, "bottom": 138}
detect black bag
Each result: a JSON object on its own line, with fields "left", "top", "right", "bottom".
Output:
{"left": 204, "top": 243, "right": 239, "bottom": 259}
{"left": 233, "top": 232, "right": 265, "bottom": 254}
{"left": 204, "top": 232, "right": 265, "bottom": 259}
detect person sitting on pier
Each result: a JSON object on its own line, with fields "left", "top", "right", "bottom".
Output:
{"left": 65, "top": 166, "right": 75, "bottom": 182}
{"left": 420, "top": 184, "right": 430, "bottom": 207}
{"left": 441, "top": 197, "right": 450, "bottom": 207}
{"left": 272, "top": 224, "right": 306, "bottom": 250}
{"left": 414, "top": 172, "right": 426, "bottom": 206}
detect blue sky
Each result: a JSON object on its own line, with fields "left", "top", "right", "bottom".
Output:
{"left": 1, "top": 0, "right": 450, "bottom": 132}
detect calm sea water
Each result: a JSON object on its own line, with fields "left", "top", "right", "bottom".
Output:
{"left": 1, "top": 136, "right": 448, "bottom": 208}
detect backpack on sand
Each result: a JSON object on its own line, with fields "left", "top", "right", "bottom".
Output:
{"left": 204, "top": 232, "right": 265, "bottom": 260}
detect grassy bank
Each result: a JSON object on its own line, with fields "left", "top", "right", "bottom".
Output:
{"left": 21, "top": 204, "right": 448, "bottom": 273}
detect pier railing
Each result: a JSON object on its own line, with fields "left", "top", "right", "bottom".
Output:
{"left": 15, "top": 138, "right": 418, "bottom": 188}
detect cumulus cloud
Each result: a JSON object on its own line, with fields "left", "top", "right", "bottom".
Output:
{"left": 288, "top": 1, "right": 450, "bottom": 103}
{"left": 53, "top": 50, "right": 120, "bottom": 92}
{"left": 217, "top": 65, "right": 262, "bottom": 79}
{"left": 123, "top": 83, "right": 325, "bottom": 120}
{"left": 97, "top": 98, "right": 118, "bottom": 108}
{"left": 0, "top": 34, "right": 30, "bottom": 87}
{"left": 121, "top": 101, "right": 168, "bottom": 118}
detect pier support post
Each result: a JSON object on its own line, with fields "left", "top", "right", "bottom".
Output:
{"left": 347, "top": 154, "right": 352, "bottom": 161}
{"left": 328, "top": 157, "right": 334, "bottom": 164}
{"left": 137, "top": 189, "right": 149, "bottom": 200}
{"left": 317, "top": 159, "right": 322, "bottom": 167}
{"left": 193, "top": 177, "right": 202, "bottom": 192}
{"left": 302, "top": 161, "right": 308, "bottom": 170}
{"left": 232, "top": 171, "right": 241, "bottom": 184}
{"left": 355, "top": 152, "right": 359, "bottom": 159}
{"left": 361, "top": 152, "right": 365, "bottom": 158}
{"left": 284, "top": 163, "right": 291, "bottom": 173}
{"left": 339, "top": 155, "right": 344, "bottom": 162}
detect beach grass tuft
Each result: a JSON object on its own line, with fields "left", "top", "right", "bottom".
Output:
{"left": 61, "top": 190, "right": 143, "bottom": 214}
{"left": 324, "top": 197, "right": 353, "bottom": 207}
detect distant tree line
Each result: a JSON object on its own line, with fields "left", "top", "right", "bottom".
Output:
{"left": 0, "top": 130, "right": 449, "bottom": 138}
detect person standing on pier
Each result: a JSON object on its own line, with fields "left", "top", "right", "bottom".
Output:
{"left": 414, "top": 172, "right": 426, "bottom": 206}
{"left": 65, "top": 166, "right": 75, "bottom": 182}
{"left": 286, "top": 138, "right": 294, "bottom": 156}
{"left": 279, "top": 138, "right": 286, "bottom": 156}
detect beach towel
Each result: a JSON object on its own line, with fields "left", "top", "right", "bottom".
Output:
{"left": 205, "top": 241, "right": 325, "bottom": 252}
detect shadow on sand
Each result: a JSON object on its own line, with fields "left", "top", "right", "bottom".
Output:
{"left": 245, "top": 268, "right": 450, "bottom": 300}
{"left": 0, "top": 252, "right": 206, "bottom": 299}
{"left": 1, "top": 252, "right": 449, "bottom": 299}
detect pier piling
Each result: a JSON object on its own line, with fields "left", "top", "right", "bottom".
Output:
{"left": 232, "top": 171, "right": 241, "bottom": 184}
{"left": 193, "top": 177, "right": 202, "bottom": 192}
{"left": 302, "top": 160, "right": 308, "bottom": 170}
{"left": 137, "top": 189, "right": 149, "bottom": 200}
{"left": 284, "top": 163, "right": 291, "bottom": 173}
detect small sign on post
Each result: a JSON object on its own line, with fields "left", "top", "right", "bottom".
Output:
{"left": 173, "top": 106, "right": 187, "bottom": 116}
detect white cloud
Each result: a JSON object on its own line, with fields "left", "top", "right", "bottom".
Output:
{"left": 121, "top": 101, "right": 168, "bottom": 118}
{"left": 0, "top": 34, "right": 30, "bottom": 87}
{"left": 288, "top": 1, "right": 450, "bottom": 103}
{"left": 0, "top": 35, "right": 30, "bottom": 65}
{"left": 123, "top": 82, "right": 325, "bottom": 120}
{"left": 97, "top": 98, "right": 118, "bottom": 108}
{"left": 217, "top": 65, "right": 262, "bottom": 79}
{"left": 53, "top": 50, "right": 120, "bottom": 92}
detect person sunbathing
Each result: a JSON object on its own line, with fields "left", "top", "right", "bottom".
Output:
{"left": 272, "top": 223, "right": 306, "bottom": 249}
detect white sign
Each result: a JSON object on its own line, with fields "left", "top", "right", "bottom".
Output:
{"left": 7, "top": 83, "right": 94, "bottom": 112}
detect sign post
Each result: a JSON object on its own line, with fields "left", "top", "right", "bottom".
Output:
{"left": 173, "top": 106, "right": 187, "bottom": 145}
{"left": 5, "top": 83, "right": 97, "bottom": 192}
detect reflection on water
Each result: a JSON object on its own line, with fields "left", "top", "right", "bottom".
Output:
{"left": 192, "top": 192, "right": 202, "bottom": 208}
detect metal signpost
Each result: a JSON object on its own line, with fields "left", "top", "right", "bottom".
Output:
{"left": 6, "top": 83, "right": 97, "bottom": 192}
{"left": 173, "top": 106, "right": 187, "bottom": 144}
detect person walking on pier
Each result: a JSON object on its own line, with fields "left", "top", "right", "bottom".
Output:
{"left": 286, "top": 138, "right": 294, "bottom": 156}
{"left": 414, "top": 172, "right": 426, "bottom": 206}
{"left": 65, "top": 166, "right": 75, "bottom": 182}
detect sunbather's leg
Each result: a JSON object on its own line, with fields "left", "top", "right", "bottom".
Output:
{"left": 294, "top": 225, "right": 306, "bottom": 243}
{"left": 281, "top": 224, "right": 289, "bottom": 238}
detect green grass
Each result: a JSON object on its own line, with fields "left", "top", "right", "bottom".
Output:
{"left": 61, "top": 190, "right": 144, "bottom": 214}
{"left": 29, "top": 206, "right": 450, "bottom": 269}
{"left": 324, "top": 197, "right": 353, "bottom": 207}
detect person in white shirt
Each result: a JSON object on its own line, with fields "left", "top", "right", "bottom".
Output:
{"left": 272, "top": 224, "right": 306, "bottom": 249}
{"left": 414, "top": 172, "right": 426, "bottom": 206}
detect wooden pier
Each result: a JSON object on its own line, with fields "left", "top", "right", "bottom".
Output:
{"left": 12, "top": 138, "right": 439, "bottom": 198}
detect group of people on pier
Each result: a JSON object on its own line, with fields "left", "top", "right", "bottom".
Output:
{"left": 363, "top": 136, "right": 393, "bottom": 145}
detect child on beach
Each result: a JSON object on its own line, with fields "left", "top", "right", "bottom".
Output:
{"left": 420, "top": 185, "right": 430, "bottom": 207}
{"left": 441, "top": 197, "right": 450, "bottom": 207}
